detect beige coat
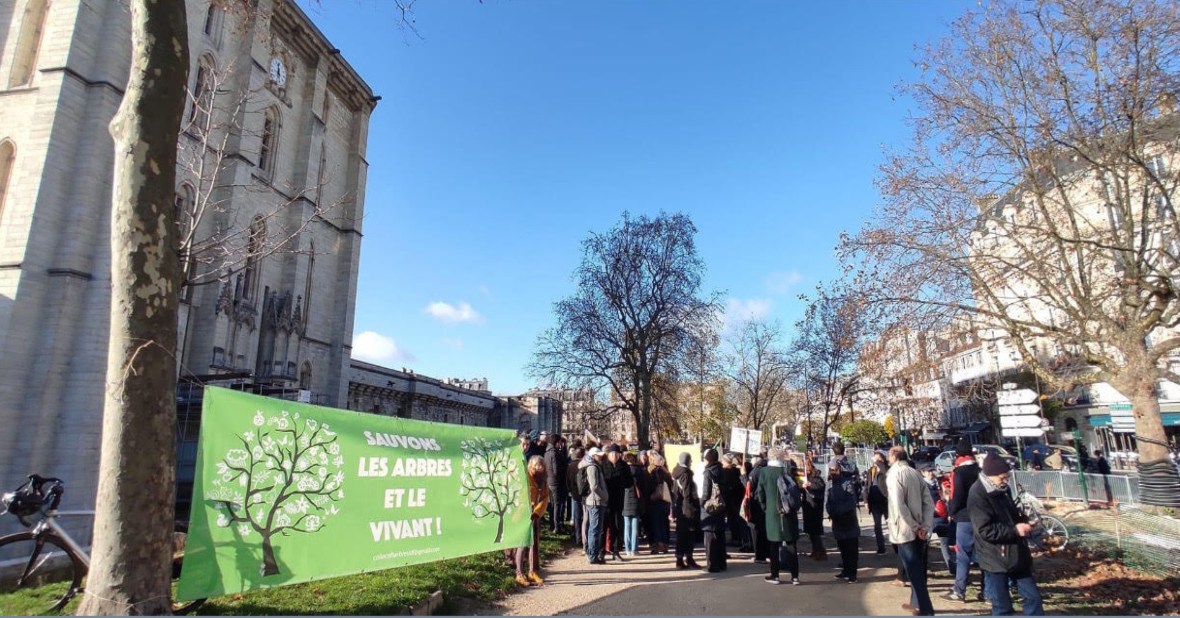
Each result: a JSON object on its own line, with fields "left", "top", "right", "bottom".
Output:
{"left": 886, "top": 460, "right": 934, "bottom": 544}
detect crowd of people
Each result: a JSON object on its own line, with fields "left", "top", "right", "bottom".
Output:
{"left": 512, "top": 431, "right": 1047, "bottom": 617}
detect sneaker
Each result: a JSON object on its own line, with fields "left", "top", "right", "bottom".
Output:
{"left": 834, "top": 573, "right": 849, "bottom": 580}
{"left": 527, "top": 571, "right": 544, "bottom": 585}
{"left": 515, "top": 574, "right": 531, "bottom": 586}
{"left": 791, "top": 577, "right": 800, "bottom": 585}
{"left": 943, "top": 591, "right": 966, "bottom": 602}
{"left": 846, "top": 578, "right": 858, "bottom": 583}
{"left": 764, "top": 576, "right": 782, "bottom": 585}
{"left": 876, "top": 549, "right": 887, "bottom": 555}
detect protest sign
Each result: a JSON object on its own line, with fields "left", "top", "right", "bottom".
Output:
{"left": 177, "top": 387, "right": 531, "bottom": 600}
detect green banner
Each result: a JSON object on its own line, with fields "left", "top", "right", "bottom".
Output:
{"left": 177, "top": 387, "right": 532, "bottom": 601}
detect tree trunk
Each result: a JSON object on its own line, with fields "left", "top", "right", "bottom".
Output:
{"left": 494, "top": 515, "right": 505, "bottom": 543}
{"left": 261, "top": 536, "right": 280, "bottom": 577}
{"left": 76, "top": 1, "right": 189, "bottom": 615}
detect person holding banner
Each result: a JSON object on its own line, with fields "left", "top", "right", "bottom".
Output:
{"left": 517, "top": 455, "right": 550, "bottom": 587}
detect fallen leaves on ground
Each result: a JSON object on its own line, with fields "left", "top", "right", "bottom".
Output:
{"left": 1037, "top": 547, "right": 1180, "bottom": 615}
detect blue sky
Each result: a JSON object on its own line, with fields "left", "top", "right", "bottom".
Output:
{"left": 300, "top": 1, "right": 971, "bottom": 395}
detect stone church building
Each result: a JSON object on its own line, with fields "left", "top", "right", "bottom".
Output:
{"left": 0, "top": 0, "right": 375, "bottom": 544}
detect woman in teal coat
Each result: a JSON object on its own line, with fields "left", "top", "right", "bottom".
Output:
{"left": 756, "top": 447, "right": 801, "bottom": 584}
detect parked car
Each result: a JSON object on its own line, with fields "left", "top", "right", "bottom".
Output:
{"left": 934, "top": 450, "right": 957, "bottom": 475}
{"left": 912, "top": 446, "right": 943, "bottom": 463}
{"left": 974, "top": 444, "right": 1020, "bottom": 470}
{"left": 1045, "top": 444, "right": 1080, "bottom": 470}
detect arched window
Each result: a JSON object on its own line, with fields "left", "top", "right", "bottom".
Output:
{"left": 202, "top": 3, "right": 224, "bottom": 45}
{"left": 259, "top": 107, "right": 279, "bottom": 174}
{"left": 9, "top": 0, "right": 49, "bottom": 88}
{"left": 302, "top": 241, "right": 314, "bottom": 327}
{"left": 189, "top": 56, "right": 216, "bottom": 127}
{"left": 0, "top": 141, "right": 14, "bottom": 220}
{"left": 299, "top": 362, "right": 312, "bottom": 390}
{"left": 174, "top": 183, "right": 194, "bottom": 239}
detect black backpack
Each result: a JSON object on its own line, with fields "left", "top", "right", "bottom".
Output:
{"left": 777, "top": 472, "right": 802, "bottom": 515}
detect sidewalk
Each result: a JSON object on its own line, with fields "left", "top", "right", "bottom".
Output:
{"left": 475, "top": 513, "right": 991, "bottom": 616}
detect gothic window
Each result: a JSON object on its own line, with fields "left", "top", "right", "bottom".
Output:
{"left": 299, "top": 362, "right": 312, "bottom": 390}
{"left": 315, "top": 146, "right": 327, "bottom": 206}
{"left": 303, "top": 241, "right": 314, "bottom": 327}
{"left": 174, "top": 183, "right": 194, "bottom": 240}
{"left": 189, "top": 56, "right": 216, "bottom": 127}
{"left": 9, "top": 0, "right": 49, "bottom": 88}
{"left": 242, "top": 216, "right": 265, "bottom": 300}
{"left": 0, "top": 140, "right": 14, "bottom": 220}
{"left": 259, "top": 107, "right": 280, "bottom": 175}
{"left": 202, "top": 3, "right": 224, "bottom": 46}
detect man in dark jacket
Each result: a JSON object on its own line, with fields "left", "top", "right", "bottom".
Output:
{"left": 947, "top": 438, "right": 983, "bottom": 602}
{"left": 671, "top": 452, "right": 702, "bottom": 570}
{"left": 968, "top": 453, "right": 1044, "bottom": 616}
{"left": 700, "top": 449, "right": 727, "bottom": 572}
{"left": 866, "top": 450, "right": 889, "bottom": 554}
{"left": 602, "top": 444, "right": 633, "bottom": 561}
{"left": 566, "top": 447, "right": 585, "bottom": 546}
{"left": 543, "top": 434, "right": 568, "bottom": 533}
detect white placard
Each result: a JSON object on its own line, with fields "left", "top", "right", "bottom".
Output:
{"left": 997, "top": 389, "right": 1038, "bottom": 406}
{"left": 729, "top": 427, "right": 749, "bottom": 453}
{"left": 1002, "top": 427, "right": 1046, "bottom": 438}
{"left": 747, "top": 429, "right": 763, "bottom": 455}
{"left": 1000, "top": 415, "right": 1043, "bottom": 429}
{"left": 999, "top": 404, "right": 1041, "bottom": 416}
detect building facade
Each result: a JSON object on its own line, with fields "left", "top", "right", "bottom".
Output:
{"left": 0, "top": 0, "right": 374, "bottom": 543}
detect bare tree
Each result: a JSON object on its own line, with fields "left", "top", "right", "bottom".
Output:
{"left": 839, "top": 0, "right": 1180, "bottom": 500}
{"left": 529, "top": 212, "right": 722, "bottom": 449}
{"left": 726, "top": 319, "right": 791, "bottom": 434}
{"left": 459, "top": 437, "right": 523, "bottom": 544}
{"left": 790, "top": 284, "right": 873, "bottom": 442}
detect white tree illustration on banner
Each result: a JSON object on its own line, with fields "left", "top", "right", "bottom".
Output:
{"left": 458, "top": 437, "right": 522, "bottom": 543}
{"left": 206, "top": 409, "right": 345, "bottom": 576}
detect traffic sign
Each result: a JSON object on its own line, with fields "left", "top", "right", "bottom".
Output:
{"left": 1001, "top": 427, "right": 1046, "bottom": 438}
{"left": 998, "top": 404, "right": 1041, "bottom": 416}
{"left": 1109, "top": 402, "right": 1135, "bottom": 433}
{"left": 1000, "top": 415, "right": 1044, "bottom": 429}
{"left": 997, "top": 389, "right": 1038, "bottom": 406}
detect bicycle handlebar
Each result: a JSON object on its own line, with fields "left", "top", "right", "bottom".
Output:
{"left": 25, "top": 474, "right": 64, "bottom": 511}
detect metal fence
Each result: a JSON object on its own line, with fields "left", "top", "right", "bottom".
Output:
{"left": 1013, "top": 469, "right": 1140, "bottom": 506}
{"left": 1067, "top": 506, "right": 1180, "bottom": 578}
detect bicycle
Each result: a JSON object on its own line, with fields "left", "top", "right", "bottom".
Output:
{"left": 1013, "top": 482, "right": 1069, "bottom": 552}
{"left": 0, "top": 474, "right": 204, "bottom": 614}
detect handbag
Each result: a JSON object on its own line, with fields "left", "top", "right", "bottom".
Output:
{"left": 653, "top": 478, "right": 671, "bottom": 503}
{"left": 703, "top": 481, "right": 726, "bottom": 515}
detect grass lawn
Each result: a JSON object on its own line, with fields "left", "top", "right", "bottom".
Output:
{"left": 0, "top": 531, "right": 568, "bottom": 616}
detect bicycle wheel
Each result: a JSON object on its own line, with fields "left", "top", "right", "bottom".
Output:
{"left": 170, "top": 523, "right": 205, "bottom": 615}
{"left": 1038, "top": 516, "right": 1069, "bottom": 552}
{"left": 0, "top": 530, "right": 85, "bottom": 613}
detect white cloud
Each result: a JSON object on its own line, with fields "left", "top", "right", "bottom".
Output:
{"left": 722, "top": 298, "right": 772, "bottom": 332}
{"left": 423, "top": 301, "right": 483, "bottom": 324}
{"left": 765, "top": 270, "right": 803, "bottom": 296}
{"left": 352, "top": 331, "right": 413, "bottom": 364}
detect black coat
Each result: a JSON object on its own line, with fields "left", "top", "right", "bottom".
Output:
{"left": 967, "top": 477, "right": 1033, "bottom": 576}
{"left": 671, "top": 464, "right": 700, "bottom": 529}
{"left": 544, "top": 444, "right": 566, "bottom": 490}
{"left": 603, "top": 457, "right": 633, "bottom": 511}
{"left": 802, "top": 474, "right": 825, "bottom": 536}
{"left": 948, "top": 461, "right": 980, "bottom": 522}
{"left": 701, "top": 462, "right": 726, "bottom": 531}
{"left": 566, "top": 456, "right": 583, "bottom": 503}
{"left": 746, "top": 462, "right": 767, "bottom": 528}
{"left": 623, "top": 464, "right": 648, "bottom": 517}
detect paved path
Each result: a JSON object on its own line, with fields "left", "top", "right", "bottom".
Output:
{"left": 472, "top": 515, "right": 993, "bottom": 616}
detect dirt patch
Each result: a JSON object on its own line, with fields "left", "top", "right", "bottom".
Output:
{"left": 1038, "top": 547, "right": 1180, "bottom": 615}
